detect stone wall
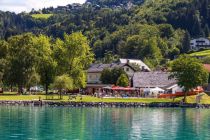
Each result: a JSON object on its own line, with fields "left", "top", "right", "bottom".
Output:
{"left": 0, "top": 100, "right": 209, "bottom": 108}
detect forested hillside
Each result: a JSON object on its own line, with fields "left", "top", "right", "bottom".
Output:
{"left": 0, "top": 0, "right": 210, "bottom": 68}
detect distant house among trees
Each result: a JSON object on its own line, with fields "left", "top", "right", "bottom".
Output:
{"left": 190, "top": 38, "right": 210, "bottom": 50}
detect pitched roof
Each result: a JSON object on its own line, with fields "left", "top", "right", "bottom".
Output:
{"left": 88, "top": 63, "right": 134, "bottom": 73}
{"left": 119, "top": 58, "right": 151, "bottom": 71}
{"left": 133, "top": 72, "right": 177, "bottom": 88}
{"left": 203, "top": 64, "right": 210, "bottom": 73}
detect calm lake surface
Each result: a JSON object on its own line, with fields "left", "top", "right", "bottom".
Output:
{"left": 0, "top": 106, "right": 209, "bottom": 140}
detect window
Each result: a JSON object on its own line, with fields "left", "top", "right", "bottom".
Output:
{"left": 126, "top": 68, "right": 129, "bottom": 72}
{"left": 89, "top": 75, "right": 92, "bottom": 79}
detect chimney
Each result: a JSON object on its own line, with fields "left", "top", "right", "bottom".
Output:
{"left": 127, "top": 59, "right": 130, "bottom": 64}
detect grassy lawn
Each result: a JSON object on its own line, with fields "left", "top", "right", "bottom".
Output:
{"left": 189, "top": 50, "right": 210, "bottom": 57}
{"left": 31, "top": 14, "right": 53, "bottom": 19}
{"left": 0, "top": 93, "right": 209, "bottom": 104}
{"left": 182, "top": 94, "right": 210, "bottom": 104}
{"left": 68, "top": 96, "right": 174, "bottom": 103}
{"left": 0, "top": 94, "right": 173, "bottom": 103}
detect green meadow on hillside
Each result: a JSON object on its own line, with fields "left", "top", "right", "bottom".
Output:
{"left": 31, "top": 14, "right": 53, "bottom": 19}
{"left": 189, "top": 50, "right": 210, "bottom": 57}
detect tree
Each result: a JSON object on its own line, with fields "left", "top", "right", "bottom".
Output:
{"left": 145, "top": 37, "right": 163, "bottom": 67}
{"left": 100, "top": 68, "right": 112, "bottom": 84}
{"left": 26, "top": 69, "right": 40, "bottom": 92}
{"left": 51, "top": 74, "right": 73, "bottom": 99}
{"left": 201, "top": 56, "right": 210, "bottom": 64}
{"left": 204, "top": 24, "right": 210, "bottom": 37}
{"left": 34, "top": 35, "right": 56, "bottom": 94}
{"left": 170, "top": 55, "right": 208, "bottom": 102}
{"left": 0, "top": 40, "right": 8, "bottom": 85}
{"left": 192, "top": 16, "right": 203, "bottom": 37}
{"left": 111, "top": 68, "right": 127, "bottom": 85}
{"left": 54, "top": 32, "right": 94, "bottom": 89}
{"left": 116, "top": 74, "right": 129, "bottom": 87}
{"left": 158, "top": 24, "right": 174, "bottom": 38}
{"left": 100, "top": 67, "right": 127, "bottom": 85}
{"left": 181, "top": 31, "right": 191, "bottom": 53}
{"left": 5, "top": 33, "right": 39, "bottom": 94}
{"left": 102, "top": 51, "right": 119, "bottom": 63}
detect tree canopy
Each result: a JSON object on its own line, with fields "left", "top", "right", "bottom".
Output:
{"left": 51, "top": 74, "right": 73, "bottom": 99}
{"left": 0, "top": 32, "right": 94, "bottom": 94}
{"left": 116, "top": 74, "right": 129, "bottom": 87}
{"left": 100, "top": 68, "right": 127, "bottom": 85}
{"left": 0, "top": 0, "right": 210, "bottom": 68}
{"left": 170, "top": 55, "right": 208, "bottom": 102}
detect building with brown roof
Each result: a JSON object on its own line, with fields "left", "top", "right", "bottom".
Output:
{"left": 133, "top": 72, "right": 183, "bottom": 96}
{"left": 133, "top": 72, "right": 177, "bottom": 88}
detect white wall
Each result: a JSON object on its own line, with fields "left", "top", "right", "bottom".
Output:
{"left": 167, "top": 84, "right": 183, "bottom": 94}
{"left": 190, "top": 38, "right": 210, "bottom": 50}
{"left": 120, "top": 59, "right": 151, "bottom": 71}
{"left": 123, "top": 65, "right": 135, "bottom": 78}
{"left": 87, "top": 73, "right": 101, "bottom": 84}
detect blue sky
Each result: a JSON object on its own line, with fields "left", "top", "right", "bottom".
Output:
{"left": 0, "top": 0, "right": 86, "bottom": 13}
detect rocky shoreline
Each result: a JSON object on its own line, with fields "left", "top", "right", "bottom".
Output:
{"left": 0, "top": 100, "right": 209, "bottom": 108}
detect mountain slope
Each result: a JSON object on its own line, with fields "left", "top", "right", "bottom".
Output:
{"left": 0, "top": 0, "right": 210, "bottom": 68}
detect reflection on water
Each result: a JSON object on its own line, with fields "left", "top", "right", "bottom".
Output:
{"left": 0, "top": 106, "right": 209, "bottom": 140}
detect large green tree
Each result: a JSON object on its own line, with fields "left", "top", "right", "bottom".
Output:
{"left": 5, "top": 33, "right": 39, "bottom": 93}
{"left": 34, "top": 35, "right": 57, "bottom": 94}
{"left": 0, "top": 40, "right": 8, "bottom": 85}
{"left": 54, "top": 32, "right": 94, "bottom": 89}
{"left": 170, "top": 55, "right": 208, "bottom": 102}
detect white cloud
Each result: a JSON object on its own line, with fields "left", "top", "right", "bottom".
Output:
{"left": 0, "top": 0, "right": 86, "bottom": 13}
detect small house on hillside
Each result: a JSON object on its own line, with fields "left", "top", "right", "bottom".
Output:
{"left": 190, "top": 38, "right": 210, "bottom": 50}
{"left": 133, "top": 72, "right": 183, "bottom": 97}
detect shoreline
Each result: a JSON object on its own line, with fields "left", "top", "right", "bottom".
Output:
{"left": 0, "top": 100, "right": 209, "bottom": 108}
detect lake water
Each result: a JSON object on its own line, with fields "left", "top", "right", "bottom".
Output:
{"left": 0, "top": 106, "right": 209, "bottom": 140}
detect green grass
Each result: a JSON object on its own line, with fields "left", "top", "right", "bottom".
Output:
{"left": 0, "top": 93, "right": 209, "bottom": 104}
{"left": 69, "top": 96, "right": 174, "bottom": 103}
{"left": 0, "top": 95, "right": 46, "bottom": 101}
{"left": 189, "top": 50, "right": 210, "bottom": 57}
{"left": 0, "top": 94, "right": 172, "bottom": 103}
{"left": 31, "top": 14, "right": 53, "bottom": 19}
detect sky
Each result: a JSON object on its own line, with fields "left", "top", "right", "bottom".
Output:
{"left": 0, "top": 0, "right": 86, "bottom": 13}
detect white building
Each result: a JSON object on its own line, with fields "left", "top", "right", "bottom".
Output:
{"left": 119, "top": 58, "right": 151, "bottom": 72}
{"left": 164, "top": 84, "right": 183, "bottom": 94}
{"left": 190, "top": 38, "right": 210, "bottom": 50}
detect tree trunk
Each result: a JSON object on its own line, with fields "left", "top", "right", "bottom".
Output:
{"left": 18, "top": 85, "right": 23, "bottom": 94}
{"left": 45, "top": 84, "right": 48, "bottom": 95}
{"left": 183, "top": 91, "right": 188, "bottom": 103}
{"left": 45, "top": 71, "right": 49, "bottom": 95}
{"left": 59, "top": 89, "right": 62, "bottom": 99}
{"left": 10, "top": 85, "right": 13, "bottom": 92}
